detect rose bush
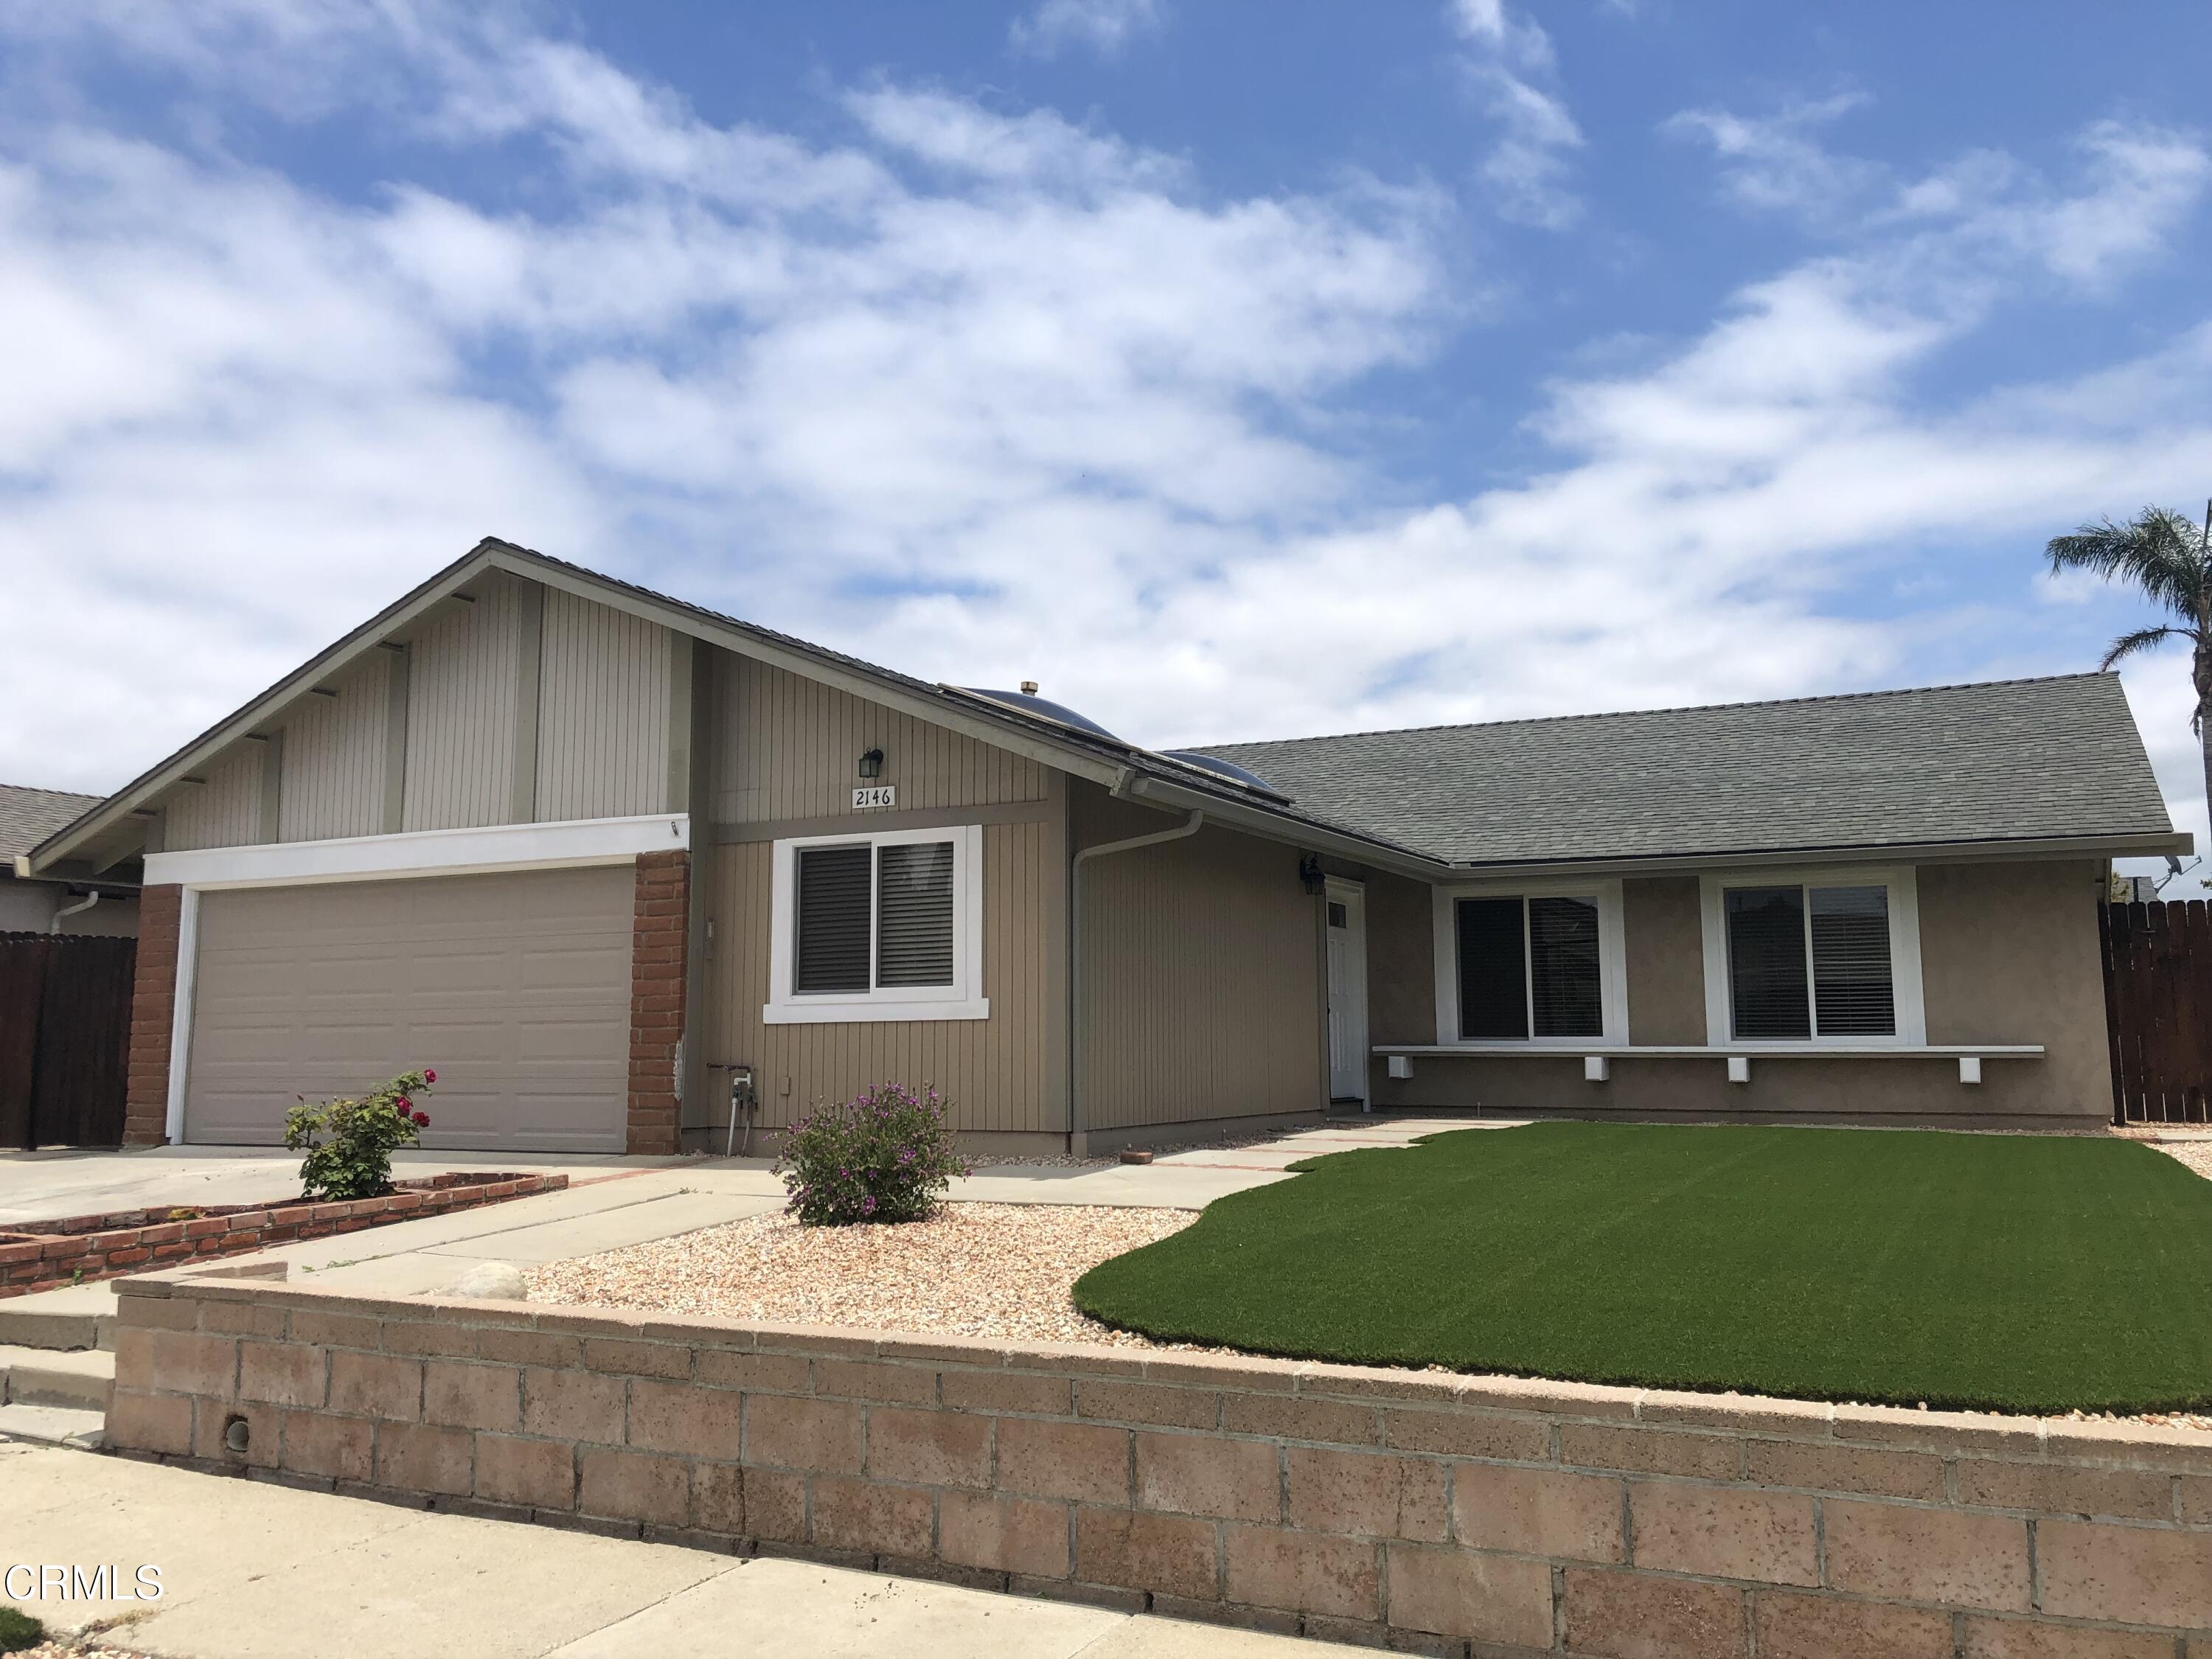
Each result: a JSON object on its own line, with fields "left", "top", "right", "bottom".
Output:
{"left": 284, "top": 1067, "right": 438, "bottom": 1201}
{"left": 774, "top": 1083, "right": 967, "bottom": 1226}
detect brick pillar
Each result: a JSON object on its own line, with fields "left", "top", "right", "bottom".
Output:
{"left": 122, "top": 885, "right": 183, "bottom": 1147}
{"left": 627, "top": 850, "right": 689, "bottom": 1155}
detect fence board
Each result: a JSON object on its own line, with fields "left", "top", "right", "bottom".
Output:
{"left": 2103, "top": 900, "right": 2212, "bottom": 1124}
{"left": 0, "top": 932, "right": 136, "bottom": 1149}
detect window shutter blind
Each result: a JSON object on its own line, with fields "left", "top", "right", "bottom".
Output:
{"left": 795, "top": 845, "right": 872, "bottom": 993}
{"left": 876, "top": 840, "right": 956, "bottom": 988}
{"left": 1725, "top": 886, "right": 1811, "bottom": 1039}
{"left": 1809, "top": 885, "right": 1895, "bottom": 1036}
{"left": 1528, "top": 897, "right": 1604, "bottom": 1037}
{"left": 1457, "top": 897, "right": 1528, "bottom": 1040}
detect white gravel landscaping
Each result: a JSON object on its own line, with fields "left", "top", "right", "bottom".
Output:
{"left": 527, "top": 1200, "right": 1196, "bottom": 1345}
{"left": 2153, "top": 1138, "right": 2212, "bottom": 1180}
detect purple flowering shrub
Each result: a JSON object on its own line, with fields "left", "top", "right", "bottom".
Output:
{"left": 775, "top": 1083, "right": 968, "bottom": 1226}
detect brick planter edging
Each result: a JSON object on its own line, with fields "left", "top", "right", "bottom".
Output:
{"left": 0, "top": 1175, "right": 568, "bottom": 1301}
{"left": 103, "top": 1272, "right": 2212, "bottom": 1655}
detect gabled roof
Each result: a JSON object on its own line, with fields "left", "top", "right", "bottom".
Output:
{"left": 28, "top": 539, "right": 2188, "bottom": 883}
{"left": 1206, "top": 673, "right": 2183, "bottom": 869}
{"left": 1, "top": 784, "right": 102, "bottom": 864}
{"left": 28, "top": 538, "right": 1434, "bottom": 878}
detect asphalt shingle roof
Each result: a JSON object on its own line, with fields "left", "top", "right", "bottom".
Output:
{"left": 1203, "top": 673, "right": 2175, "bottom": 867}
{"left": 0, "top": 784, "right": 102, "bottom": 863}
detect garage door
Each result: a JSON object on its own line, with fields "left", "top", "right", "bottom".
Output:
{"left": 184, "top": 865, "right": 633, "bottom": 1151}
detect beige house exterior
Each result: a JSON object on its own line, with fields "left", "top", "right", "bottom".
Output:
{"left": 25, "top": 539, "right": 2186, "bottom": 1152}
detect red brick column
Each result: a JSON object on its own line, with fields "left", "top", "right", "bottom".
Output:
{"left": 122, "top": 884, "right": 183, "bottom": 1147}
{"left": 627, "top": 851, "right": 688, "bottom": 1155}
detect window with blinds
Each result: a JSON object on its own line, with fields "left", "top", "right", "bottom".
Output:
{"left": 794, "top": 838, "right": 958, "bottom": 994}
{"left": 1455, "top": 893, "right": 1604, "bottom": 1040}
{"left": 1810, "top": 885, "right": 1894, "bottom": 1036}
{"left": 877, "top": 841, "right": 956, "bottom": 988}
{"left": 1724, "top": 881, "right": 1896, "bottom": 1040}
{"left": 1529, "top": 897, "right": 1602, "bottom": 1037}
{"left": 795, "top": 845, "right": 872, "bottom": 993}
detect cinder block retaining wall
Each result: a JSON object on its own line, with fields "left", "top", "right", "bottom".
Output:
{"left": 106, "top": 1271, "right": 2212, "bottom": 1658}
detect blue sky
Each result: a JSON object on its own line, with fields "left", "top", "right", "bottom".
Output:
{"left": 4, "top": 0, "right": 2210, "bottom": 877}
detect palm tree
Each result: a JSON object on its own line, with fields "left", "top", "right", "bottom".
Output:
{"left": 2047, "top": 500, "right": 2212, "bottom": 824}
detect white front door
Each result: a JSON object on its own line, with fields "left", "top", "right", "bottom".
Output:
{"left": 1325, "top": 879, "right": 1368, "bottom": 1103}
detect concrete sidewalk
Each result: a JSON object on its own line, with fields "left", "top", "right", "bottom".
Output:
{"left": 1, "top": 1115, "right": 1502, "bottom": 1229}
{"left": 0, "top": 1442, "right": 1369, "bottom": 1659}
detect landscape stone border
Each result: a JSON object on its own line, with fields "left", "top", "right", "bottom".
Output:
{"left": 0, "top": 1174, "right": 567, "bottom": 1300}
{"left": 103, "top": 1264, "right": 2212, "bottom": 1656}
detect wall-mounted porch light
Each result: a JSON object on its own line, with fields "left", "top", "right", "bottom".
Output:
{"left": 857, "top": 747, "right": 885, "bottom": 779}
{"left": 1298, "top": 854, "right": 1325, "bottom": 896}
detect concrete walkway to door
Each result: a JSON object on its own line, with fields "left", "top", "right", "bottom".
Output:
{"left": 0, "top": 1116, "right": 1506, "bottom": 1321}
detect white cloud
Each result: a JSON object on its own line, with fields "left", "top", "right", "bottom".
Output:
{"left": 1008, "top": 0, "right": 1168, "bottom": 60}
{"left": 1444, "top": 0, "right": 1584, "bottom": 229}
{"left": 1665, "top": 94, "right": 1879, "bottom": 225}
{"left": 1672, "top": 94, "right": 2211, "bottom": 293}
{"left": 1, "top": 0, "right": 2210, "bottom": 891}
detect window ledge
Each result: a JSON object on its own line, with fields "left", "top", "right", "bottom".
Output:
{"left": 1374, "top": 1043, "right": 2044, "bottom": 1060}
{"left": 765, "top": 998, "right": 990, "bottom": 1026}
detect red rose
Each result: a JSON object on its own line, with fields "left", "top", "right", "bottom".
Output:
{"left": 423, "top": 1068, "right": 437, "bottom": 1083}
{"left": 394, "top": 1096, "right": 412, "bottom": 1112}
{"left": 412, "top": 1112, "right": 430, "bottom": 1129}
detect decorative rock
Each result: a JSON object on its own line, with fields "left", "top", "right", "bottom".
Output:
{"left": 448, "top": 1262, "right": 529, "bottom": 1301}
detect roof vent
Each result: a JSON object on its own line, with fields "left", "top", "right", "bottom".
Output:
{"left": 1020, "top": 680, "right": 1038, "bottom": 695}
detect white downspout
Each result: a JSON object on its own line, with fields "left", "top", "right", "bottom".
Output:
{"left": 1070, "top": 774, "right": 1203, "bottom": 1151}
{"left": 49, "top": 890, "right": 100, "bottom": 933}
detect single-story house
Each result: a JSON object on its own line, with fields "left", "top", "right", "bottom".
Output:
{"left": 24, "top": 538, "right": 2185, "bottom": 1154}
{"left": 2, "top": 783, "right": 140, "bottom": 936}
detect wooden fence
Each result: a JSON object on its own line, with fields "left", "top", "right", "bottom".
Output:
{"left": 0, "top": 931, "right": 136, "bottom": 1149}
{"left": 2101, "top": 900, "right": 2212, "bottom": 1124}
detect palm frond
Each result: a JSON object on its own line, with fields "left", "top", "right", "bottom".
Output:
{"left": 2046, "top": 506, "right": 2208, "bottom": 619}
{"left": 2098, "top": 625, "right": 2181, "bottom": 670}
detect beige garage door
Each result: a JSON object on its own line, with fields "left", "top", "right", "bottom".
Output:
{"left": 184, "top": 866, "right": 633, "bottom": 1152}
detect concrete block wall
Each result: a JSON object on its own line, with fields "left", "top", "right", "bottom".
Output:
{"left": 106, "top": 1272, "right": 2212, "bottom": 1657}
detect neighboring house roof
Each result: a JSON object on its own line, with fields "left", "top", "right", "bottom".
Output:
{"left": 1205, "top": 673, "right": 2178, "bottom": 869}
{"left": 1, "top": 783, "right": 102, "bottom": 866}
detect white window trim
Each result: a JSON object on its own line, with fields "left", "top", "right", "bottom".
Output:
{"left": 765, "top": 824, "right": 987, "bottom": 1025}
{"left": 1699, "top": 865, "right": 1926, "bottom": 1048}
{"left": 1431, "top": 878, "right": 1628, "bottom": 1047}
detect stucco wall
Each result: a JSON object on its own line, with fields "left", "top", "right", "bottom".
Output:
{"left": 0, "top": 879, "right": 139, "bottom": 936}
{"left": 1366, "top": 858, "right": 2113, "bottom": 1127}
{"left": 1074, "top": 782, "right": 1326, "bottom": 1141}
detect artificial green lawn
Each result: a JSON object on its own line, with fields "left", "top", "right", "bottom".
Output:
{"left": 1071, "top": 1121, "right": 2212, "bottom": 1415}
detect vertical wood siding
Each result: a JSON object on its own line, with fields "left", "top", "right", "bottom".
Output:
{"left": 402, "top": 571, "right": 523, "bottom": 832}
{"left": 709, "top": 653, "right": 1048, "bottom": 825}
{"left": 1077, "top": 796, "right": 1324, "bottom": 1131}
{"left": 160, "top": 743, "right": 264, "bottom": 852}
{"left": 535, "top": 588, "right": 672, "bottom": 821}
{"left": 277, "top": 653, "right": 391, "bottom": 843}
{"left": 699, "top": 818, "right": 1055, "bottom": 1135}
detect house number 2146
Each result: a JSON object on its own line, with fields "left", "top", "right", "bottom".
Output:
{"left": 853, "top": 785, "right": 897, "bottom": 809}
